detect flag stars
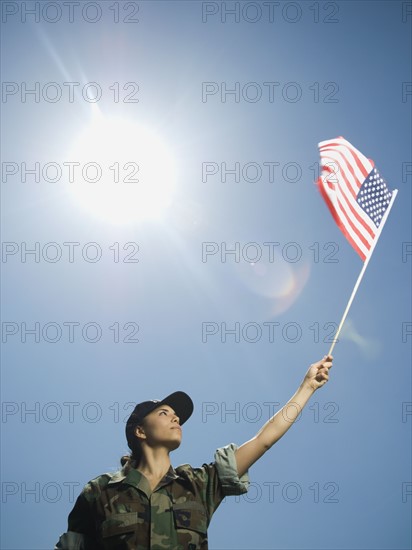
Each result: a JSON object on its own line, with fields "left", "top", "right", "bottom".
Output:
{"left": 357, "top": 168, "right": 393, "bottom": 227}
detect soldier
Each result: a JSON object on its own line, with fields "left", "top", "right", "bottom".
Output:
{"left": 55, "top": 354, "right": 333, "bottom": 549}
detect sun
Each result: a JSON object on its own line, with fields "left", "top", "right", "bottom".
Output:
{"left": 66, "top": 113, "right": 177, "bottom": 224}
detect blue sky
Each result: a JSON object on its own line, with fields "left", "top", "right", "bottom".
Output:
{"left": 1, "top": 1, "right": 411, "bottom": 549}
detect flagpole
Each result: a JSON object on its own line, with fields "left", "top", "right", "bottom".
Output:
{"left": 328, "top": 189, "right": 398, "bottom": 356}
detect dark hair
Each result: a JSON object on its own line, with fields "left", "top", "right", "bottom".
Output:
{"left": 120, "top": 446, "right": 142, "bottom": 468}
{"left": 120, "top": 422, "right": 144, "bottom": 467}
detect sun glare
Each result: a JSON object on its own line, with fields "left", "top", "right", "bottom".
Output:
{"left": 66, "top": 114, "right": 177, "bottom": 224}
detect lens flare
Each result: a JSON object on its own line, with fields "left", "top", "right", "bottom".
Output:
{"left": 233, "top": 249, "right": 311, "bottom": 316}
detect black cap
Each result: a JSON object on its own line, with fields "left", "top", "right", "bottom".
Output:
{"left": 126, "top": 391, "right": 193, "bottom": 449}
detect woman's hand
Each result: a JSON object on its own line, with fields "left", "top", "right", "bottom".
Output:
{"left": 302, "top": 355, "right": 333, "bottom": 391}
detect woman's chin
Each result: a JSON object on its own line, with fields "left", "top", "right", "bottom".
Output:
{"left": 168, "top": 435, "right": 182, "bottom": 451}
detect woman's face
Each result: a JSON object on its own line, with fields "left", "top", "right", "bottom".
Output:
{"left": 136, "top": 404, "right": 182, "bottom": 451}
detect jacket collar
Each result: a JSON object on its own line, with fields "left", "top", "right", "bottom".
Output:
{"left": 108, "top": 464, "right": 179, "bottom": 494}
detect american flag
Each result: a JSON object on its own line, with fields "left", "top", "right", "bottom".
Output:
{"left": 317, "top": 136, "right": 395, "bottom": 261}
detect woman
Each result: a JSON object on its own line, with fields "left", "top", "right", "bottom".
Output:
{"left": 55, "top": 355, "right": 333, "bottom": 549}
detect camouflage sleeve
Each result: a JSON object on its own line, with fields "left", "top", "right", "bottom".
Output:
{"left": 54, "top": 531, "right": 87, "bottom": 550}
{"left": 54, "top": 487, "right": 99, "bottom": 549}
{"left": 214, "top": 442, "right": 250, "bottom": 496}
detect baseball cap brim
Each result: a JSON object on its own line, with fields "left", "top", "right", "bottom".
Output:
{"left": 156, "top": 391, "right": 194, "bottom": 425}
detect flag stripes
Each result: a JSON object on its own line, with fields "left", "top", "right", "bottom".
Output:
{"left": 317, "top": 136, "right": 393, "bottom": 261}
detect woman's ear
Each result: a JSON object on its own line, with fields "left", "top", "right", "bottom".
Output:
{"left": 135, "top": 425, "right": 146, "bottom": 440}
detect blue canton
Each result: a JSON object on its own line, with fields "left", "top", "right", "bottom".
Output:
{"left": 357, "top": 167, "right": 393, "bottom": 228}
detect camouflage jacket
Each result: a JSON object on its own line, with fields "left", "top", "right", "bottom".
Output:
{"left": 55, "top": 443, "right": 250, "bottom": 550}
